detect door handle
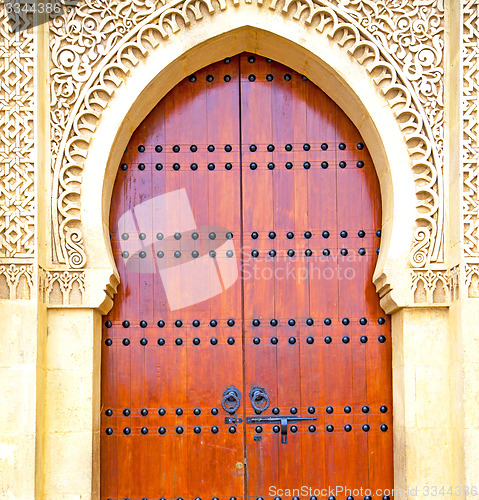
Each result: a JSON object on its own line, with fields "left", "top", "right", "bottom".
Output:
{"left": 249, "top": 386, "right": 270, "bottom": 412}
{"left": 221, "top": 386, "right": 242, "bottom": 414}
{"left": 246, "top": 415, "right": 317, "bottom": 444}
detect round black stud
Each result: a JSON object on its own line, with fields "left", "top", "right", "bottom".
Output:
{"left": 193, "top": 407, "right": 201, "bottom": 416}
{"left": 357, "top": 142, "right": 365, "bottom": 150}
{"left": 339, "top": 161, "right": 347, "bottom": 169}
{"left": 105, "top": 427, "right": 113, "bottom": 435}
{"left": 138, "top": 145, "right": 145, "bottom": 152}
{"left": 303, "top": 143, "right": 311, "bottom": 151}
{"left": 255, "top": 426, "right": 263, "bottom": 434}
{"left": 272, "top": 407, "right": 280, "bottom": 415}
{"left": 321, "top": 161, "right": 329, "bottom": 169}
{"left": 105, "top": 409, "right": 113, "bottom": 417}
{"left": 105, "top": 320, "right": 112, "bottom": 328}
{"left": 381, "top": 424, "right": 388, "bottom": 432}
{"left": 157, "top": 320, "right": 165, "bottom": 328}
{"left": 224, "top": 57, "right": 231, "bottom": 63}
{"left": 173, "top": 163, "right": 180, "bottom": 171}
{"left": 210, "top": 337, "right": 218, "bottom": 345}
{"left": 320, "top": 231, "right": 329, "bottom": 239}
{"left": 342, "top": 336, "right": 350, "bottom": 344}
{"left": 211, "top": 426, "right": 219, "bottom": 434}
{"left": 229, "top": 426, "right": 236, "bottom": 434}
{"left": 206, "top": 144, "right": 215, "bottom": 153}
{"left": 210, "top": 319, "right": 218, "bottom": 327}
{"left": 358, "top": 317, "right": 368, "bottom": 326}
{"left": 360, "top": 336, "right": 368, "bottom": 343}
{"left": 172, "top": 144, "right": 180, "bottom": 153}
{"left": 267, "top": 144, "right": 275, "bottom": 152}
{"left": 158, "top": 408, "right": 166, "bottom": 416}
{"left": 253, "top": 337, "right": 261, "bottom": 345}
{"left": 251, "top": 231, "right": 259, "bottom": 240}
{"left": 226, "top": 249, "right": 234, "bottom": 257}
{"left": 340, "top": 230, "right": 348, "bottom": 238}
{"left": 248, "top": 56, "right": 256, "bottom": 63}
{"left": 191, "top": 319, "right": 200, "bottom": 328}
{"left": 266, "top": 231, "right": 276, "bottom": 240}
{"left": 285, "top": 162, "right": 293, "bottom": 169}
{"left": 122, "top": 338, "right": 130, "bottom": 346}
{"left": 357, "top": 161, "right": 365, "bottom": 168}
{"left": 138, "top": 232, "right": 146, "bottom": 240}
{"left": 175, "top": 338, "right": 183, "bottom": 346}
{"left": 270, "top": 319, "right": 278, "bottom": 326}
{"left": 207, "top": 163, "right": 215, "bottom": 171}
{"left": 139, "top": 250, "right": 146, "bottom": 259}
{"left": 188, "top": 163, "right": 198, "bottom": 171}
{"left": 308, "top": 406, "right": 316, "bottom": 414}
{"left": 122, "top": 320, "right": 130, "bottom": 328}
{"left": 211, "top": 407, "right": 219, "bottom": 415}
{"left": 140, "top": 337, "right": 148, "bottom": 346}
{"left": 357, "top": 231, "right": 366, "bottom": 240}
{"left": 362, "top": 424, "right": 370, "bottom": 432}
{"left": 226, "top": 231, "right": 233, "bottom": 239}
{"left": 304, "top": 231, "right": 312, "bottom": 239}
{"left": 189, "top": 75, "right": 197, "bottom": 82}
{"left": 288, "top": 337, "right": 296, "bottom": 345}
{"left": 347, "top": 497, "right": 354, "bottom": 500}
{"left": 376, "top": 229, "right": 382, "bottom": 237}
{"left": 227, "top": 337, "right": 235, "bottom": 345}
{"left": 105, "top": 338, "right": 112, "bottom": 346}
{"left": 248, "top": 74, "right": 256, "bottom": 82}
{"left": 285, "top": 143, "right": 293, "bottom": 151}
{"left": 326, "top": 406, "right": 334, "bottom": 414}
{"left": 139, "top": 320, "right": 147, "bottom": 328}
{"left": 340, "top": 248, "right": 348, "bottom": 256}
{"left": 138, "top": 163, "right": 146, "bottom": 171}
{"left": 158, "top": 427, "right": 166, "bottom": 434}
{"left": 290, "top": 407, "right": 298, "bottom": 415}
{"left": 271, "top": 337, "right": 278, "bottom": 345}
{"left": 284, "top": 232, "right": 294, "bottom": 241}
{"left": 189, "top": 144, "right": 198, "bottom": 152}
{"left": 250, "top": 162, "right": 257, "bottom": 170}
{"left": 323, "top": 249, "right": 330, "bottom": 256}
{"left": 157, "top": 338, "right": 165, "bottom": 346}
{"left": 306, "top": 317, "right": 314, "bottom": 326}
{"left": 324, "top": 336, "right": 332, "bottom": 344}
{"left": 305, "top": 249, "right": 313, "bottom": 257}
{"left": 344, "top": 406, "right": 352, "bottom": 413}
{"left": 266, "top": 74, "right": 274, "bottom": 81}
{"left": 123, "top": 427, "right": 131, "bottom": 435}
{"left": 306, "top": 336, "right": 314, "bottom": 344}
{"left": 252, "top": 318, "right": 260, "bottom": 327}
{"left": 141, "top": 427, "right": 148, "bottom": 435}
{"left": 206, "top": 75, "right": 214, "bottom": 82}
{"left": 251, "top": 249, "right": 259, "bottom": 258}
{"left": 224, "top": 75, "right": 231, "bottom": 82}
{"left": 227, "top": 319, "right": 235, "bottom": 327}
{"left": 250, "top": 144, "right": 257, "bottom": 152}
{"left": 324, "top": 317, "right": 332, "bottom": 326}
{"left": 175, "top": 319, "right": 183, "bottom": 328}
{"left": 193, "top": 337, "right": 200, "bottom": 346}
{"left": 176, "top": 408, "right": 183, "bottom": 416}
{"left": 176, "top": 426, "right": 184, "bottom": 434}
{"left": 311, "top": 497, "right": 318, "bottom": 500}
{"left": 267, "top": 162, "right": 275, "bottom": 170}
{"left": 284, "top": 74, "right": 292, "bottom": 81}
{"left": 380, "top": 405, "right": 388, "bottom": 413}
{"left": 303, "top": 161, "right": 311, "bottom": 170}
{"left": 376, "top": 247, "right": 380, "bottom": 255}
{"left": 378, "top": 317, "right": 386, "bottom": 325}
{"left": 342, "top": 317, "right": 350, "bottom": 325}
{"left": 290, "top": 425, "right": 298, "bottom": 433}
{"left": 319, "top": 143, "right": 328, "bottom": 151}
{"left": 157, "top": 251, "right": 164, "bottom": 258}
{"left": 288, "top": 319, "right": 296, "bottom": 326}
{"left": 358, "top": 248, "right": 366, "bottom": 256}
{"left": 120, "top": 163, "right": 128, "bottom": 171}
{"left": 326, "top": 424, "right": 334, "bottom": 432}
{"left": 344, "top": 424, "right": 353, "bottom": 433}
{"left": 328, "top": 496, "right": 335, "bottom": 500}
{"left": 271, "top": 425, "right": 280, "bottom": 434}
{"left": 157, "top": 232, "right": 164, "bottom": 240}
{"left": 194, "top": 426, "right": 201, "bottom": 434}
{"left": 155, "top": 145, "right": 163, "bottom": 153}
{"left": 123, "top": 409, "right": 130, "bottom": 418}
{"left": 362, "top": 406, "right": 370, "bottom": 414}
{"left": 191, "top": 250, "right": 199, "bottom": 259}
{"left": 338, "top": 143, "right": 346, "bottom": 150}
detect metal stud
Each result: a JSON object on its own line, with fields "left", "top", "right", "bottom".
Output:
{"left": 271, "top": 337, "right": 278, "bottom": 345}
{"left": 210, "top": 319, "right": 218, "bottom": 327}
{"left": 139, "top": 251, "right": 146, "bottom": 259}
{"left": 324, "top": 317, "right": 332, "bottom": 326}
{"left": 306, "top": 336, "right": 314, "bottom": 344}
{"left": 208, "top": 163, "right": 215, "bottom": 171}
{"left": 288, "top": 318, "right": 296, "bottom": 326}
{"left": 140, "top": 338, "right": 148, "bottom": 346}
{"left": 105, "top": 409, "right": 113, "bottom": 417}
{"left": 339, "top": 161, "right": 346, "bottom": 169}
{"left": 305, "top": 249, "right": 313, "bottom": 257}
{"left": 268, "top": 162, "right": 275, "bottom": 170}
{"left": 157, "top": 232, "right": 164, "bottom": 240}
{"left": 344, "top": 406, "right": 351, "bottom": 413}
{"left": 138, "top": 145, "right": 145, "bottom": 152}
{"left": 381, "top": 424, "right": 388, "bottom": 432}
{"left": 121, "top": 163, "right": 128, "bottom": 171}
{"left": 122, "top": 338, "right": 130, "bottom": 346}
{"left": 358, "top": 230, "right": 366, "bottom": 238}
{"left": 105, "top": 427, "right": 113, "bottom": 435}
{"left": 378, "top": 335, "right": 387, "bottom": 343}
{"left": 105, "top": 320, "right": 112, "bottom": 328}
{"left": 270, "top": 318, "right": 278, "bottom": 326}
{"left": 175, "top": 320, "right": 183, "bottom": 328}
{"left": 194, "top": 426, "right": 201, "bottom": 434}
{"left": 285, "top": 144, "right": 293, "bottom": 151}
{"left": 304, "top": 231, "right": 312, "bottom": 239}
{"left": 224, "top": 144, "right": 232, "bottom": 152}
{"left": 158, "top": 427, "right": 166, "bottom": 434}
{"left": 157, "top": 338, "right": 165, "bottom": 346}
{"left": 303, "top": 161, "right": 311, "bottom": 169}
{"left": 224, "top": 75, "right": 231, "bottom": 82}
{"left": 189, "top": 163, "right": 198, "bottom": 171}
{"left": 266, "top": 74, "right": 274, "bottom": 81}
{"left": 272, "top": 407, "right": 280, "bottom": 415}
{"left": 157, "top": 251, "right": 164, "bottom": 258}
{"left": 342, "top": 317, "right": 350, "bottom": 325}
{"left": 252, "top": 319, "right": 260, "bottom": 327}
{"left": 326, "top": 406, "right": 334, "bottom": 414}
{"left": 339, "top": 143, "right": 346, "bottom": 150}
{"left": 344, "top": 424, "right": 352, "bottom": 432}
{"left": 227, "top": 337, "right": 235, "bottom": 345}
{"left": 267, "top": 144, "right": 275, "bottom": 152}
{"left": 210, "top": 338, "right": 218, "bottom": 345}
{"left": 306, "top": 318, "right": 314, "bottom": 326}
{"left": 175, "top": 338, "right": 183, "bottom": 346}
{"left": 139, "top": 232, "right": 146, "bottom": 240}
{"left": 226, "top": 232, "right": 234, "bottom": 239}
{"left": 211, "top": 426, "right": 219, "bottom": 434}
{"left": 342, "top": 336, "right": 350, "bottom": 344}
{"left": 255, "top": 426, "right": 263, "bottom": 433}
{"left": 123, "top": 408, "right": 131, "bottom": 416}
{"left": 123, "top": 427, "right": 131, "bottom": 435}
{"left": 105, "top": 339, "right": 112, "bottom": 346}
{"left": 288, "top": 337, "right": 296, "bottom": 345}
{"left": 251, "top": 250, "right": 259, "bottom": 258}
{"left": 173, "top": 163, "right": 180, "bottom": 171}
{"left": 193, "top": 408, "right": 201, "bottom": 416}
{"left": 191, "top": 232, "right": 199, "bottom": 240}
{"left": 286, "top": 231, "right": 294, "bottom": 239}
{"left": 341, "top": 249, "right": 348, "bottom": 256}
{"left": 357, "top": 161, "right": 365, "bottom": 168}
{"left": 192, "top": 319, "right": 200, "bottom": 327}
{"left": 324, "top": 336, "right": 332, "bottom": 344}
{"left": 193, "top": 337, "right": 200, "bottom": 345}
{"left": 376, "top": 229, "right": 382, "bottom": 237}
{"left": 224, "top": 57, "right": 231, "bottom": 63}
{"left": 211, "top": 408, "right": 219, "bottom": 415}
{"left": 358, "top": 248, "right": 366, "bottom": 255}
{"left": 189, "top": 75, "right": 197, "bottom": 82}
{"left": 357, "top": 142, "right": 365, "bottom": 150}
{"left": 380, "top": 405, "right": 388, "bottom": 413}
{"left": 287, "top": 249, "right": 295, "bottom": 257}
{"left": 326, "top": 424, "right": 334, "bottom": 432}
{"left": 360, "top": 336, "right": 368, "bottom": 343}
{"left": 227, "top": 319, "right": 235, "bottom": 327}
{"left": 251, "top": 231, "right": 259, "bottom": 239}
{"left": 347, "top": 497, "right": 354, "bottom": 500}
{"left": 138, "top": 163, "right": 145, "bottom": 171}
{"left": 303, "top": 143, "right": 311, "bottom": 151}
{"left": 206, "top": 75, "right": 214, "bottom": 82}
{"left": 158, "top": 408, "right": 166, "bottom": 416}
{"left": 308, "top": 406, "right": 316, "bottom": 414}
{"left": 253, "top": 337, "right": 261, "bottom": 345}
{"left": 250, "top": 144, "right": 257, "bottom": 152}
{"left": 122, "top": 320, "right": 130, "bottom": 328}
{"left": 290, "top": 407, "right": 298, "bottom": 415}
{"left": 362, "top": 406, "right": 370, "bottom": 413}
{"left": 248, "top": 56, "right": 256, "bottom": 63}
{"left": 176, "top": 426, "right": 184, "bottom": 434}
{"left": 378, "top": 317, "right": 386, "bottom": 325}
{"left": 285, "top": 162, "right": 293, "bottom": 169}
{"left": 362, "top": 424, "right": 370, "bottom": 432}
{"left": 250, "top": 162, "right": 257, "bottom": 170}
{"left": 268, "top": 249, "right": 276, "bottom": 257}
{"left": 321, "top": 161, "right": 328, "bottom": 169}
{"left": 155, "top": 145, "right": 163, "bottom": 152}
{"left": 323, "top": 249, "right": 330, "bottom": 256}
{"left": 321, "top": 143, "right": 328, "bottom": 150}
{"left": 284, "top": 74, "right": 292, "bottom": 81}
{"left": 229, "top": 426, "right": 236, "bottom": 433}
{"left": 141, "top": 427, "right": 148, "bottom": 435}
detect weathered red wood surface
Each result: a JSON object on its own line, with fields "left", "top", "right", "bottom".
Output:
{"left": 101, "top": 53, "right": 393, "bottom": 500}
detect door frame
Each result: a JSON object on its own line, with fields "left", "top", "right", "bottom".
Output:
{"left": 40, "top": 17, "right": 460, "bottom": 499}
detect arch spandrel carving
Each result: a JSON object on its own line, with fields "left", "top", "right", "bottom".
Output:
{"left": 47, "top": 0, "right": 445, "bottom": 310}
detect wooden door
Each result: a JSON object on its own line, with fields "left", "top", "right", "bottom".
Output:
{"left": 101, "top": 53, "right": 393, "bottom": 500}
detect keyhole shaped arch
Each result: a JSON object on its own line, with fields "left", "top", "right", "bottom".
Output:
{"left": 80, "top": 22, "right": 416, "bottom": 315}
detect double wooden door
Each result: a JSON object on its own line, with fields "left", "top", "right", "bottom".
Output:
{"left": 101, "top": 53, "right": 393, "bottom": 500}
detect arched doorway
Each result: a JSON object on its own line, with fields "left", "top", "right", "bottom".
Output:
{"left": 101, "top": 53, "right": 393, "bottom": 499}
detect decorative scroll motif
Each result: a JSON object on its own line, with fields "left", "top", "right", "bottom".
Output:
{"left": 49, "top": 0, "right": 444, "bottom": 270}
{"left": 0, "top": 8, "right": 35, "bottom": 260}
{"left": 411, "top": 269, "right": 450, "bottom": 304}
{"left": 0, "top": 263, "right": 33, "bottom": 300}
{"left": 44, "top": 270, "right": 85, "bottom": 305}
{"left": 463, "top": 1, "right": 479, "bottom": 258}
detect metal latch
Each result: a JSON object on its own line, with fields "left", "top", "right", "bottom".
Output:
{"left": 225, "top": 416, "right": 243, "bottom": 424}
{"left": 246, "top": 416, "right": 317, "bottom": 444}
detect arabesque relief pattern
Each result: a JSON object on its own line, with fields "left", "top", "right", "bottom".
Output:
{"left": 49, "top": 0, "right": 445, "bottom": 271}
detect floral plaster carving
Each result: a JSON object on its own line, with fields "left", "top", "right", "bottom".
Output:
{"left": 49, "top": 0, "right": 444, "bottom": 270}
